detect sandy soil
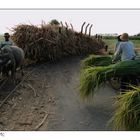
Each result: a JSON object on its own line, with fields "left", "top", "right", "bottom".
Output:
{"left": 0, "top": 56, "right": 116, "bottom": 131}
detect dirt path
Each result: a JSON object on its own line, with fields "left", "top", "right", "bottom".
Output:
{"left": 0, "top": 56, "right": 116, "bottom": 131}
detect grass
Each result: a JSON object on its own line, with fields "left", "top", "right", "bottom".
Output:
{"left": 79, "top": 66, "right": 113, "bottom": 99}
{"left": 108, "top": 85, "right": 140, "bottom": 130}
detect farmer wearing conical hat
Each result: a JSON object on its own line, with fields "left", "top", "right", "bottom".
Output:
{"left": 113, "top": 33, "right": 137, "bottom": 93}
{"left": 0, "top": 33, "right": 14, "bottom": 49}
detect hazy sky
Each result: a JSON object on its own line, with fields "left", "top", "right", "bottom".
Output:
{"left": 0, "top": 9, "right": 140, "bottom": 35}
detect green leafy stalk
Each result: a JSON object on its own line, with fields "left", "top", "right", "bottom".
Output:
{"left": 79, "top": 59, "right": 140, "bottom": 99}
{"left": 108, "top": 86, "right": 140, "bottom": 130}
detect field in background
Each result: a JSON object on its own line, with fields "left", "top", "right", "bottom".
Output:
{"left": 0, "top": 35, "right": 3, "bottom": 42}
{"left": 0, "top": 35, "right": 140, "bottom": 52}
{"left": 104, "top": 38, "right": 140, "bottom": 52}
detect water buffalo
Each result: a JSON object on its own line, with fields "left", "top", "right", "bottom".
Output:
{"left": 0, "top": 46, "right": 25, "bottom": 82}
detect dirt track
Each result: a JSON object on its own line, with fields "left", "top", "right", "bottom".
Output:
{"left": 0, "top": 56, "right": 116, "bottom": 131}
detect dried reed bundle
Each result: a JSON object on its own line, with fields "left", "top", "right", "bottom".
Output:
{"left": 11, "top": 22, "right": 106, "bottom": 62}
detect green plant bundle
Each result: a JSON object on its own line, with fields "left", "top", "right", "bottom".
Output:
{"left": 81, "top": 55, "right": 112, "bottom": 68}
{"left": 79, "top": 59, "right": 140, "bottom": 98}
{"left": 109, "top": 86, "right": 140, "bottom": 130}
{"left": 79, "top": 66, "right": 113, "bottom": 98}
{"left": 113, "top": 59, "right": 140, "bottom": 76}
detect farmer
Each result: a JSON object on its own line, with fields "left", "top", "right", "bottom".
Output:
{"left": 113, "top": 33, "right": 136, "bottom": 62}
{"left": 0, "top": 33, "right": 14, "bottom": 49}
{"left": 112, "top": 33, "right": 137, "bottom": 93}
{"left": 0, "top": 33, "right": 14, "bottom": 66}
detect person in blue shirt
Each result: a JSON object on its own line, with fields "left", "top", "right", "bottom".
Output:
{"left": 112, "top": 33, "right": 137, "bottom": 93}
{"left": 113, "top": 33, "right": 136, "bottom": 62}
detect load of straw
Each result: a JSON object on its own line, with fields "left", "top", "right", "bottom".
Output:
{"left": 108, "top": 86, "right": 140, "bottom": 130}
{"left": 79, "top": 59, "right": 140, "bottom": 98}
{"left": 11, "top": 22, "right": 106, "bottom": 62}
{"left": 81, "top": 55, "right": 112, "bottom": 68}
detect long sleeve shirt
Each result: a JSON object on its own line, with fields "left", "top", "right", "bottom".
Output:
{"left": 0, "top": 39, "right": 13, "bottom": 49}
{"left": 113, "top": 41, "right": 136, "bottom": 61}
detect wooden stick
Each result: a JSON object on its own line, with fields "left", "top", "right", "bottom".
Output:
{"left": 84, "top": 23, "right": 90, "bottom": 35}
{"left": 60, "top": 21, "right": 64, "bottom": 27}
{"left": 70, "top": 23, "right": 74, "bottom": 31}
{"left": 34, "top": 113, "right": 49, "bottom": 130}
{"left": 65, "top": 22, "right": 69, "bottom": 29}
{"left": 26, "top": 83, "right": 38, "bottom": 97}
{"left": 89, "top": 24, "right": 93, "bottom": 36}
{"left": 80, "top": 22, "right": 86, "bottom": 34}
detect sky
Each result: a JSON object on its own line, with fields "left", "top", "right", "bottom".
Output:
{"left": 0, "top": 9, "right": 140, "bottom": 35}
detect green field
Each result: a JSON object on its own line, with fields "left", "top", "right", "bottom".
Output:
{"left": 104, "top": 38, "right": 140, "bottom": 51}
{"left": 0, "top": 35, "right": 4, "bottom": 42}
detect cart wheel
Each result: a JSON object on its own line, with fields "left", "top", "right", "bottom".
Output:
{"left": 109, "top": 77, "right": 121, "bottom": 90}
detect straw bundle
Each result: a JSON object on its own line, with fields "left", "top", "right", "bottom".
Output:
{"left": 11, "top": 22, "right": 106, "bottom": 62}
{"left": 109, "top": 86, "right": 140, "bottom": 130}
{"left": 81, "top": 55, "right": 112, "bottom": 68}
{"left": 79, "top": 59, "right": 140, "bottom": 98}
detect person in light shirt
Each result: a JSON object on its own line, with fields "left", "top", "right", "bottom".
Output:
{"left": 113, "top": 33, "right": 136, "bottom": 61}
{"left": 112, "top": 33, "right": 137, "bottom": 93}
{"left": 0, "top": 33, "right": 14, "bottom": 49}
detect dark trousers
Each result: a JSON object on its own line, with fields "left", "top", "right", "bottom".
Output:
{"left": 120, "top": 75, "right": 138, "bottom": 93}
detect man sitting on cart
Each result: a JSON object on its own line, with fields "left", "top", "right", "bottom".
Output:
{"left": 112, "top": 33, "right": 137, "bottom": 92}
